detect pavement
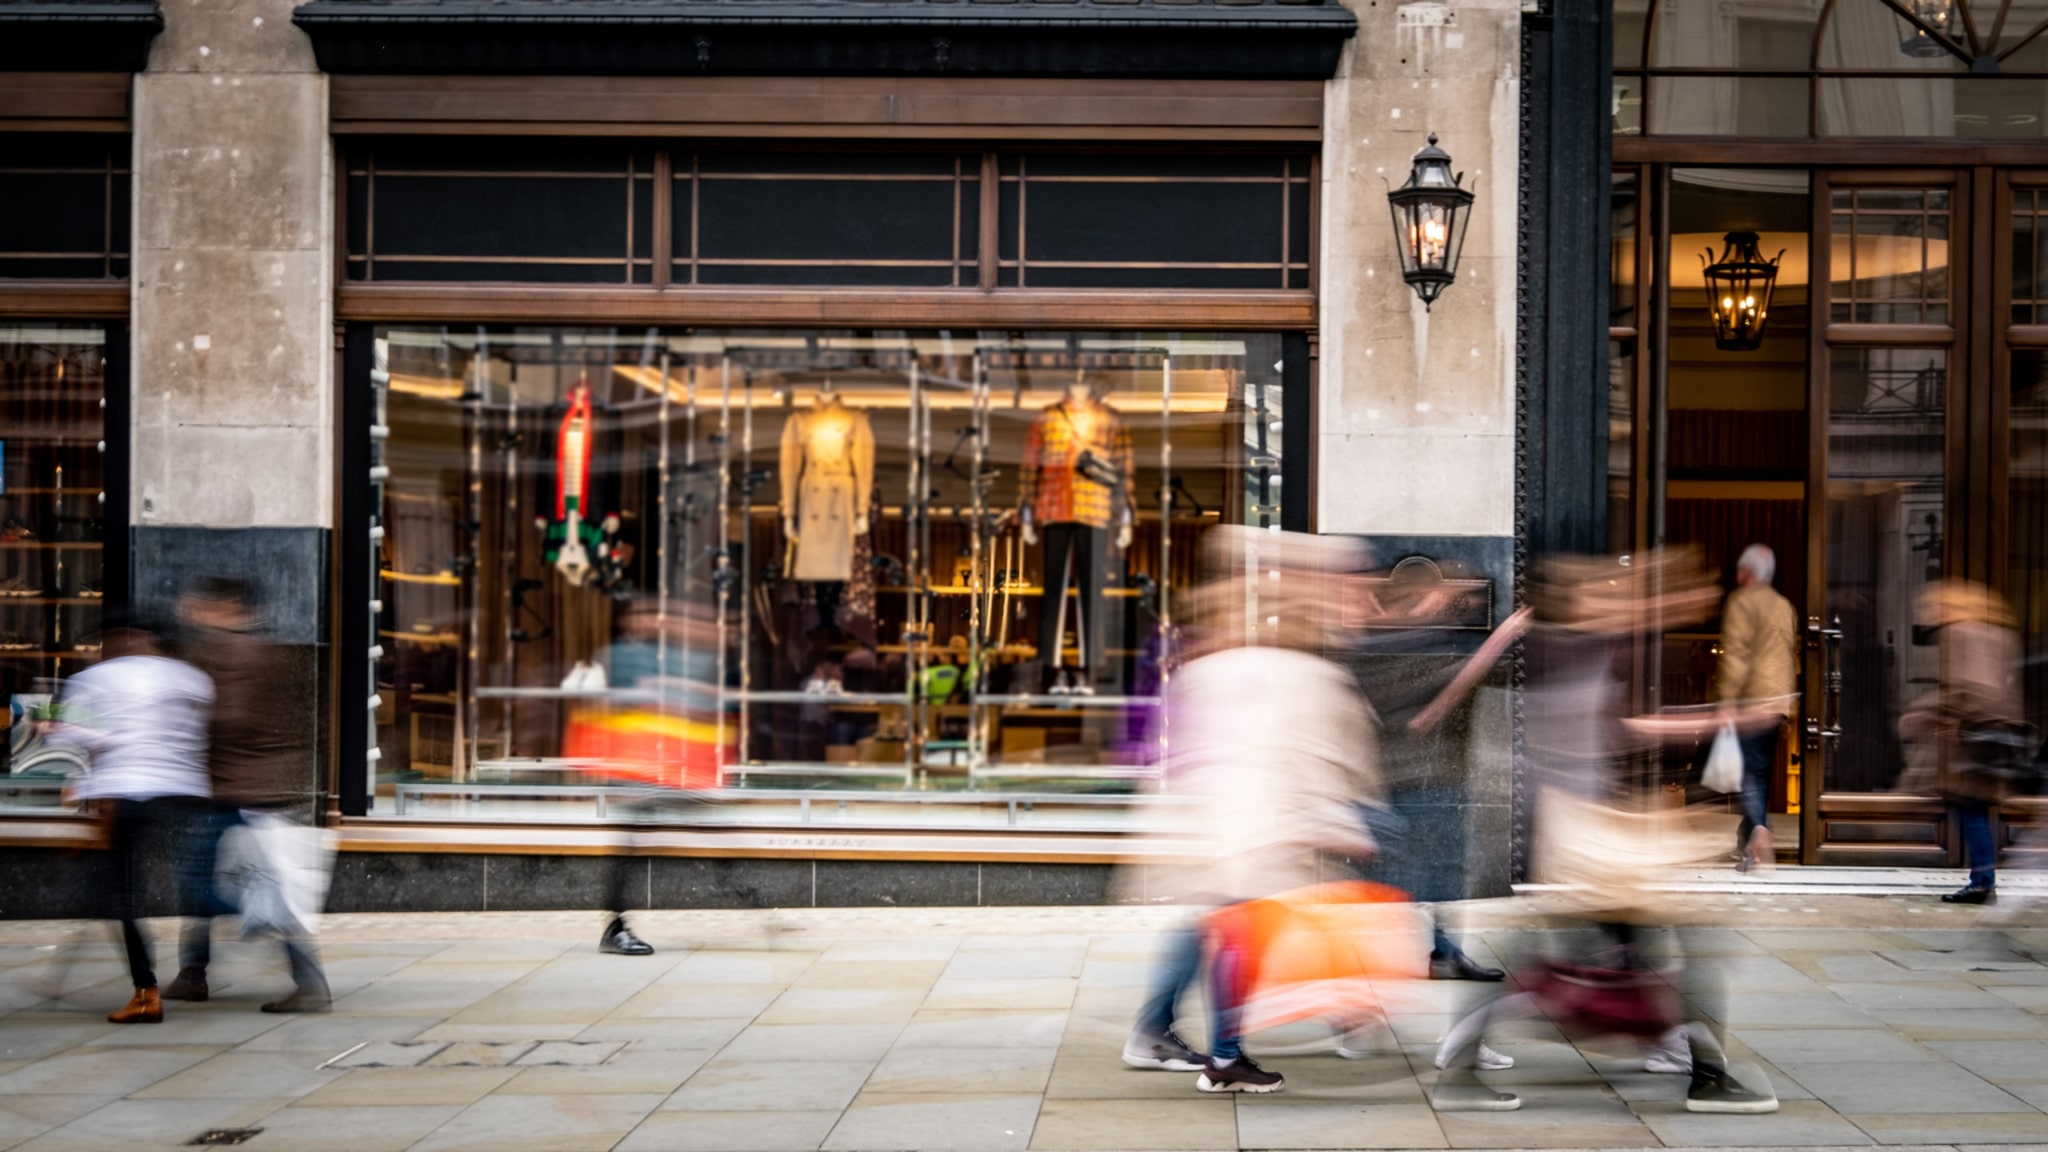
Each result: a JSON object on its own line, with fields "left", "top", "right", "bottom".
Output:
{"left": 1, "top": 892, "right": 2047, "bottom": 1151}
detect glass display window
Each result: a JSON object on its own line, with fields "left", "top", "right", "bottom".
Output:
{"left": 366, "top": 326, "right": 1287, "bottom": 828}
{"left": 0, "top": 324, "right": 111, "bottom": 814}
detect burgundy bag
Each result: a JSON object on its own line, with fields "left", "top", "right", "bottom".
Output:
{"left": 1527, "top": 962, "right": 1683, "bottom": 1037}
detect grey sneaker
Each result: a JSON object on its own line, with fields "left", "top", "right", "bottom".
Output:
{"left": 1122, "top": 1027, "right": 1203, "bottom": 1071}
{"left": 1431, "top": 1082, "right": 1521, "bottom": 1112}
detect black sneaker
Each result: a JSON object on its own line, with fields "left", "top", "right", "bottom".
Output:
{"left": 1429, "top": 950, "right": 1507, "bottom": 982}
{"left": 1196, "top": 1055, "right": 1284, "bottom": 1094}
{"left": 1686, "top": 1072, "right": 1778, "bottom": 1114}
{"left": 1122, "top": 1027, "right": 1203, "bottom": 1071}
{"left": 600, "top": 917, "right": 655, "bottom": 955}
{"left": 1941, "top": 886, "right": 1995, "bottom": 905}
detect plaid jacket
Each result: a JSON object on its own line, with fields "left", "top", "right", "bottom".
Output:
{"left": 1020, "top": 399, "right": 1136, "bottom": 530}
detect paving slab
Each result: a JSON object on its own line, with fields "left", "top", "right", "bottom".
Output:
{"left": 1633, "top": 1099, "right": 1870, "bottom": 1147}
{"left": 1029, "top": 1097, "right": 1236, "bottom": 1150}
{"left": 1734, "top": 1028, "right": 1941, "bottom": 1065}
{"left": 293, "top": 1067, "right": 518, "bottom": 1108}
{"left": 424, "top": 1041, "right": 536, "bottom": 1067}
{"left": 497, "top": 1046, "right": 711, "bottom": 1095}
{"left": 11, "top": 1096, "right": 289, "bottom": 1152}
{"left": 663, "top": 1058, "right": 878, "bottom": 1112}
{"left": 898, "top": 1011, "right": 1070, "bottom": 1049}
{"left": 405, "top": 1091, "right": 665, "bottom": 1152}
{"left": 1233, "top": 1100, "right": 1449, "bottom": 1150}
{"left": 823, "top": 1092, "right": 1040, "bottom": 1151}
{"left": 0, "top": 1097, "right": 119, "bottom": 1152}
{"left": 718, "top": 1023, "right": 904, "bottom": 1062}
{"left": 232, "top": 1105, "right": 467, "bottom": 1152}
{"left": 865, "top": 1045, "right": 1058, "bottom": 1094}
{"left": 0, "top": 1046, "right": 216, "bottom": 1097}
{"left": 129, "top": 1052, "right": 347, "bottom": 1100}
{"left": 1850, "top": 1112, "right": 2048, "bottom": 1144}
{"left": 1778, "top": 1062, "right": 2037, "bottom": 1114}
{"left": 617, "top": 1108, "right": 843, "bottom": 1151}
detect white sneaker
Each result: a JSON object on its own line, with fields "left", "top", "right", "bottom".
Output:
{"left": 1644, "top": 1026, "right": 1692, "bottom": 1074}
{"left": 1432, "top": 1043, "right": 1514, "bottom": 1071}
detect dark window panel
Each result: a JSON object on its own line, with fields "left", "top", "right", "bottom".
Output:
{"left": 698, "top": 151, "right": 963, "bottom": 177}
{"left": 0, "top": 257, "right": 108, "bottom": 278}
{"left": 364, "top": 140, "right": 628, "bottom": 175}
{"left": 1016, "top": 265, "right": 1283, "bottom": 289}
{"left": 0, "top": 137, "right": 119, "bottom": 171}
{"left": 371, "top": 175, "right": 630, "bottom": 260}
{"left": 1025, "top": 180, "right": 1282, "bottom": 266}
{"left": 997, "top": 266, "right": 1020, "bottom": 287}
{"left": 365, "top": 260, "right": 630, "bottom": 283}
{"left": 958, "top": 175, "right": 981, "bottom": 272}
{"left": 1015, "top": 152, "right": 1292, "bottom": 180}
{"left": 347, "top": 173, "right": 370, "bottom": 260}
{"left": 696, "top": 263, "right": 956, "bottom": 287}
{"left": 1286, "top": 180, "right": 1311, "bottom": 269}
{"left": 998, "top": 180, "right": 1020, "bottom": 263}
{"left": 111, "top": 257, "right": 129, "bottom": 279}
{"left": 632, "top": 263, "right": 654, "bottom": 285}
{"left": 1288, "top": 267, "right": 1309, "bottom": 290}
{"left": 0, "top": 173, "right": 109, "bottom": 259}
{"left": 697, "top": 178, "right": 954, "bottom": 263}
{"left": 632, "top": 173, "right": 654, "bottom": 263}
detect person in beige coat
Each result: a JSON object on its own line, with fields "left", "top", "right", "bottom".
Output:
{"left": 1901, "top": 580, "right": 2025, "bottom": 903}
{"left": 1717, "top": 545, "right": 1798, "bottom": 872}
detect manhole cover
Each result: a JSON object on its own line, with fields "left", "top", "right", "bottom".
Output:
{"left": 185, "top": 1129, "right": 264, "bottom": 1146}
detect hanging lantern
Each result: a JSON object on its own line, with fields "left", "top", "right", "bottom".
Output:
{"left": 1386, "top": 133, "right": 1475, "bottom": 310}
{"left": 1898, "top": 0, "right": 1956, "bottom": 58}
{"left": 1699, "top": 231, "right": 1784, "bottom": 352}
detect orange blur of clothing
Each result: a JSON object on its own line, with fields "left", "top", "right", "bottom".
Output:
{"left": 563, "top": 709, "right": 731, "bottom": 792}
{"left": 1204, "top": 881, "right": 1429, "bottom": 1035}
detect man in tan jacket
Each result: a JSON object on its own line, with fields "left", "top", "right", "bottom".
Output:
{"left": 1718, "top": 545, "right": 1798, "bottom": 872}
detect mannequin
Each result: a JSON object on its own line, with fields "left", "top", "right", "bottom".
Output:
{"left": 1020, "top": 372, "right": 1135, "bottom": 694}
{"left": 779, "top": 381, "right": 876, "bottom": 582}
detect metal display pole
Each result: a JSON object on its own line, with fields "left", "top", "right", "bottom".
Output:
{"left": 739, "top": 364, "right": 755, "bottom": 770}
{"left": 715, "top": 359, "right": 733, "bottom": 779}
{"left": 967, "top": 349, "right": 988, "bottom": 775}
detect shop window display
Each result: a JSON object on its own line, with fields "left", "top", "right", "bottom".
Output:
{"left": 0, "top": 325, "right": 110, "bottom": 814}
{"left": 367, "top": 327, "right": 1286, "bottom": 828}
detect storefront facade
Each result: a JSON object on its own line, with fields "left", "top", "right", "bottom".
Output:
{"left": 1606, "top": 0, "right": 2048, "bottom": 866}
{"left": 0, "top": 0, "right": 1537, "bottom": 911}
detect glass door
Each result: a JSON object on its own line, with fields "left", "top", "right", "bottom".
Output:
{"left": 1802, "top": 172, "right": 1968, "bottom": 865}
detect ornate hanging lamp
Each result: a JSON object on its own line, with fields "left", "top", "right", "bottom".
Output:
{"left": 1386, "top": 133, "right": 1475, "bottom": 310}
{"left": 1699, "top": 231, "right": 1784, "bottom": 352}
{"left": 1897, "top": 0, "right": 1957, "bottom": 58}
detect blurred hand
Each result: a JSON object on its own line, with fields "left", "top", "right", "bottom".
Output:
{"left": 854, "top": 516, "right": 869, "bottom": 535}
{"left": 784, "top": 519, "right": 799, "bottom": 544}
{"left": 1116, "top": 522, "right": 1133, "bottom": 550}
{"left": 1022, "top": 522, "right": 1039, "bottom": 546}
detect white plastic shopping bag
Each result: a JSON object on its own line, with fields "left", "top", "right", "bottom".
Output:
{"left": 1702, "top": 721, "right": 1743, "bottom": 794}
{"left": 217, "top": 811, "right": 337, "bottom": 939}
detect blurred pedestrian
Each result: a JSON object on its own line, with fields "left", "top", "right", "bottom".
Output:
{"left": 576, "top": 599, "right": 729, "bottom": 955}
{"left": 1122, "top": 528, "right": 1385, "bottom": 1095}
{"left": 1903, "top": 580, "right": 2024, "bottom": 905}
{"left": 1716, "top": 544, "right": 1797, "bottom": 873}
{"left": 1431, "top": 551, "right": 1777, "bottom": 1116}
{"left": 54, "top": 610, "right": 214, "bottom": 1024}
{"left": 166, "top": 577, "right": 330, "bottom": 1012}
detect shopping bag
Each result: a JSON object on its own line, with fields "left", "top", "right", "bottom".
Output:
{"left": 217, "top": 812, "right": 336, "bottom": 940}
{"left": 1527, "top": 961, "right": 1683, "bottom": 1038}
{"left": 1205, "top": 881, "right": 1429, "bottom": 1036}
{"left": 1701, "top": 721, "right": 1743, "bottom": 794}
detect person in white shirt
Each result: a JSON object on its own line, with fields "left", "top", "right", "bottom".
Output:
{"left": 56, "top": 611, "right": 214, "bottom": 1024}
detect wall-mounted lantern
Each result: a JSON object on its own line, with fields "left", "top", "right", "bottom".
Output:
{"left": 1699, "top": 231, "right": 1783, "bottom": 352}
{"left": 1897, "top": 0, "right": 1957, "bottom": 58}
{"left": 1387, "top": 133, "right": 1475, "bottom": 310}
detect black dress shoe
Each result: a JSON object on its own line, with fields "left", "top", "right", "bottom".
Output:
{"left": 1430, "top": 950, "right": 1507, "bottom": 982}
{"left": 601, "top": 916, "right": 655, "bottom": 955}
{"left": 1941, "top": 886, "right": 1996, "bottom": 905}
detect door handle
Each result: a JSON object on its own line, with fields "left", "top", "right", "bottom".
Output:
{"left": 1805, "top": 616, "right": 1844, "bottom": 753}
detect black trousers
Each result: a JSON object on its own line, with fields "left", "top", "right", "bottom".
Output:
{"left": 1038, "top": 523, "right": 1108, "bottom": 681}
{"left": 104, "top": 798, "right": 177, "bottom": 989}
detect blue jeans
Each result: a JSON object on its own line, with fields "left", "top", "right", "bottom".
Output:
{"left": 1735, "top": 727, "right": 1777, "bottom": 851}
{"left": 1136, "top": 918, "right": 1236, "bottom": 1060}
{"left": 1957, "top": 801, "right": 1997, "bottom": 890}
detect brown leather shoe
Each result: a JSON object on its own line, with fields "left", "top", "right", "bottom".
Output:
{"left": 108, "top": 986, "right": 162, "bottom": 1024}
{"left": 163, "top": 968, "right": 208, "bottom": 1002}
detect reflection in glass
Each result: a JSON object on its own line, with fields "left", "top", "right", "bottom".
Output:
{"left": 368, "top": 327, "right": 1280, "bottom": 826}
{"left": 1831, "top": 188, "right": 1951, "bottom": 324}
{"left": 1825, "top": 346, "right": 1947, "bottom": 795}
{"left": 2009, "top": 350, "right": 2048, "bottom": 748}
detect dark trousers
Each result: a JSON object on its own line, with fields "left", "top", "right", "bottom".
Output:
{"left": 1957, "top": 799, "right": 1997, "bottom": 889}
{"left": 177, "top": 804, "right": 326, "bottom": 991}
{"left": 1735, "top": 726, "right": 1777, "bottom": 851}
{"left": 104, "top": 798, "right": 176, "bottom": 990}
{"left": 1038, "top": 523, "right": 1108, "bottom": 680}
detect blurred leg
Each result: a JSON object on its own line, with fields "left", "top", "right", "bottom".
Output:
{"left": 1959, "top": 802, "right": 1997, "bottom": 890}
{"left": 176, "top": 806, "right": 235, "bottom": 974}
{"left": 1735, "top": 729, "right": 1774, "bottom": 856}
{"left": 1134, "top": 921, "right": 1203, "bottom": 1039}
{"left": 106, "top": 800, "right": 156, "bottom": 990}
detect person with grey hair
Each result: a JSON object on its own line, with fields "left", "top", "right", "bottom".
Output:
{"left": 1718, "top": 544, "right": 1797, "bottom": 873}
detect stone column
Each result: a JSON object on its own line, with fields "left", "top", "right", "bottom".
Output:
{"left": 1319, "top": 0, "right": 1523, "bottom": 900}
{"left": 130, "top": 0, "right": 332, "bottom": 795}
